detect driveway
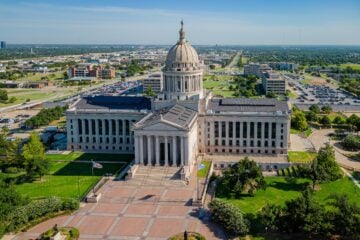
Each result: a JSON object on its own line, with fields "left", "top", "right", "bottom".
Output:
{"left": 14, "top": 166, "right": 227, "bottom": 240}
{"left": 309, "top": 129, "right": 360, "bottom": 171}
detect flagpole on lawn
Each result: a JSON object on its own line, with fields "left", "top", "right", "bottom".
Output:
{"left": 91, "top": 159, "right": 95, "bottom": 195}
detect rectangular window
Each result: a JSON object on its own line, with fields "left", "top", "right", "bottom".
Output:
{"left": 229, "top": 122, "right": 233, "bottom": 138}
{"left": 243, "top": 122, "right": 247, "bottom": 138}
{"left": 221, "top": 122, "right": 226, "bottom": 138}
{"left": 236, "top": 122, "right": 240, "bottom": 138}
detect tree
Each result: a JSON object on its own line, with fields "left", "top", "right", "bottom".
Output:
{"left": 328, "top": 194, "right": 360, "bottom": 239}
{"left": 333, "top": 115, "right": 346, "bottom": 125}
{"left": 320, "top": 115, "right": 332, "bottom": 127}
{"left": 8, "top": 96, "right": 17, "bottom": 103}
{"left": 347, "top": 114, "right": 360, "bottom": 131}
{"left": 218, "top": 157, "right": 266, "bottom": 197}
{"left": 208, "top": 199, "right": 248, "bottom": 236}
{"left": 266, "top": 91, "right": 277, "bottom": 98}
{"left": 306, "top": 111, "right": 318, "bottom": 122}
{"left": 310, "top": 144, "right": 342, "bottom": 188}
{"left": 258, "top": 203, "right": 283, "bottom": 232}
{"left": 22, "top": 133, "right": 48, "bottom": 180}
{"left": 309, "top": 104, "right": 320, "bottom": 114}
{"left": 283, "top": 188, "right": 330, "bottom": 236}
{"left": 144, "top": 86, "right": 156, "bottom": 97}
{"left": 321, "top": 105, "right": 332, "bottom": 114}
{"left": 291, "top": 110, "right": 308, "bottom": 131}
{"left": 0, "top": 89, "right": 8, "bottom": 101}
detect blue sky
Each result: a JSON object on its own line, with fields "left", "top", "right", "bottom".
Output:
{"left": 1, "top": 0, "right": 360, "bottom": 45}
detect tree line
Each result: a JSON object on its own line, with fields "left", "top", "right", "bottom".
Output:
{"left": 24, "top": 105, "right": 67, "bottom": 129}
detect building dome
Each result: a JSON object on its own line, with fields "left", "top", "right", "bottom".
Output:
{"left": 165, "top": 21, "right": 200, "bottom": 70}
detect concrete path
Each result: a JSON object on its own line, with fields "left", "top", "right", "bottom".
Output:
{"left": 309, "top": 129, "right": 360, "bottom": 171}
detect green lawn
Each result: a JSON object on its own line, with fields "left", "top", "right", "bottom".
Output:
{"left": 217, "top": 176, "right": 360, "bottom": 215}
{"left": 288, "top": 151, "right": 317, "bottom": 163}
{"left": 339, "top": 63, "right": 360, "bottom": 71}
{"left": 197, "top": 160, "right": 211, "bottom": 178}
{"left": 14, "top": 161, "right": 125, "bottom": 200}
{"left": 2, "top": 152, "right": 134, "bottom": 200}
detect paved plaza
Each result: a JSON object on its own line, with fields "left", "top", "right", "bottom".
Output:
{"left": 14, "top": 167, "right": 227, "bottom": 240}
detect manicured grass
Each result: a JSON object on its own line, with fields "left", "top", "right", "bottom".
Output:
{"left": 11, "top": 161, "right": 125, "bottom": 200}
{"left": 288, "top": 151, "right": 317, "bottom": 163}
{"left": 197, "top": 160, "right": 211, "bottom": 178}
{"left": 45, "top": 151, "right": 134, "bottom": 162}
{"left": 217, "top": 176, "right": 360, "bottom": 215}
{"left": 2, "top": 152, "right": 133, "bottom": 200}
{"left": 218, "top": 177, "right": 310, "bottom": 214}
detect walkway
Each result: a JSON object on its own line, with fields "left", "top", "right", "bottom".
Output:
{"left": 14, "top": 166, "right": 227, "bottom": 240}
{"left": 309, "top": 129, "right": 360, "bottom": 171}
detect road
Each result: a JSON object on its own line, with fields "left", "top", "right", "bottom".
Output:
{"left": 308, "top": 129, "right": 360, "bottom": 171}
{"left": 0, "top": 72, "right": 150, "bottom": 113}
{"left": 225, "top": 51, "right": 242, "bottom": 71}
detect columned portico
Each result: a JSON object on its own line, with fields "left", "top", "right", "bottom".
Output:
{"left": 135, "top": 133, "right": 191, "bottom": 167}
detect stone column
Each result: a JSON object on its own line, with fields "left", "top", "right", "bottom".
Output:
{"left": 95, "top": 119, "right": 99, "bottom": 144}
{"left": 254, "top": 121, "right": 258, "bottom": 149}
{"left": 184, "top": 136, "right": 189, "bottom": 165}
{"left": 219, "top": 121, "right": 223, "bottom": 146}
{"left": 261, "top": 122, "right": 265, "bottom": 147}
{"left": 109, "top": 119, "right": 113, "bottom": 144}
{"left": 180, "top": 136, "right": 184, "bottom": 166}
{"left": 81, "top": 119, "right": 86, "bottom": 142}
{"left": 122, "top": 119, "right": 126, "bottom": 146}
{"left": 232, "top": 121, "right": 236, "bottom": 146}
{"left": 147, "top": 136, "right": 152, "bottom": 165}
{"left": 210, "top": 121, "right": 215, "bottom": 146}
{"left": 164, "top": 136, "right": 169, "bottom": 166}
{"left": 276, "top": 122, "right": 281, "bottom": 148}
{"left": 102, "top": 119, "right": 106, "bottom": 144}
{"left": 269, "top": 122, "right": 273, "bottom": 149}
{"left": 239, "top": 122, "right": 243, "bottom": 147}
{"left": 247, "top": 121, "right": 251, "bottom": 147}
{"left": 139, "top": 135, "right": 144, "bottom": 164}
{"left": 73, "top": 118, "right": 79, "bottom": 143}
{"left": 134, "top": 136, "right": 139, "bottom": 164}
{"left": 172, "top": 136, "right": 177, "bottom": 166}
{"left": 155, "top": 136, "right": 160, "bottom": 166}
{"left": 225, "top": 121, "right": 229, "bottom": 146}
{"left": 115, "top": 119, "right": 119, "bottom": 144}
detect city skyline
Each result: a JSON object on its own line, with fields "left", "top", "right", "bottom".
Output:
{"left": 1, "top": 0, "right": 360, "bottom": 45}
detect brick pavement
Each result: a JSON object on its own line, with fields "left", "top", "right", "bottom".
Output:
{"left": 14, "top": 167, "right": 227, "bottom": 240}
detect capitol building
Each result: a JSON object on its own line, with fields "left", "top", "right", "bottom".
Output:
{"left": 66, "top": 22, "right": 291, "bottom": 177}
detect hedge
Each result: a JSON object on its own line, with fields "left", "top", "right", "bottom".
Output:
{"left": 6, "top": 197, "right": 79, "bottom": 232}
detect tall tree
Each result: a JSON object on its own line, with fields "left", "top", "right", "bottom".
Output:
{"left": 22, "top": 133, "right": 48, "bottom": 180}
{"left": 218, "top": 157, "right": 266, "bottom": 196}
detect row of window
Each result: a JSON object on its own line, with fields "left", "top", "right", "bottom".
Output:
{"left": 211, "top": 121, "right": 284, "bottom": 139}
{"left": 70, "top": 119, "right": 136, "bottom": 136}
{"left": 70, "top": 145, "right": 134, "bottom": 151}
{"left": 209, "top": 139, "right": 284, "bottom": 148}
{"left": 70, "top": 136, "right": 133, "bottom": 144}
{"left": 208, "top": 148, "right": 284, "bottom": 154}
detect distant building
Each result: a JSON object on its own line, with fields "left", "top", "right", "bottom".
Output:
{"left": 268, "top": 62, "right": 298, "bottom": 71}
{"left": 0, "top": 41, "right": 6, "bottom": 49}
{"left": 68, "top": 64, "right": 115, "bottom": 79}
{"left": 262, "top": 71, "right": 286, "bottom": 95}
{"left": 142, "top": 72, "right": 163, "bottom": 93}
{"left": 244, "top": 63, "right": 272, "bottom": 77}
{"left": 26, "top": 81, "right": 54, "bottom": 89}
{"left": 98, "top": 67, "right": 116, "bottom": 79}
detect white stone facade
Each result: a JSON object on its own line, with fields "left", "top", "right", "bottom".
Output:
{"left": 66, "top": 22, "right": 291, "bottom": 174}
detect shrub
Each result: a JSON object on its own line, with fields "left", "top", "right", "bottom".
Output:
{"left": 208, "top": 199, "right": 248, "bottom": 236}
{"left": 6, "top": 197, "right": 79, "bottom": 232}
{"left": 341, "top": 135, "right": 360, "bottom": 151}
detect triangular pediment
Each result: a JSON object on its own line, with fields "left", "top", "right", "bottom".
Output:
{"left": 139, "top": 120, "right": 185, "bottom": 131}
